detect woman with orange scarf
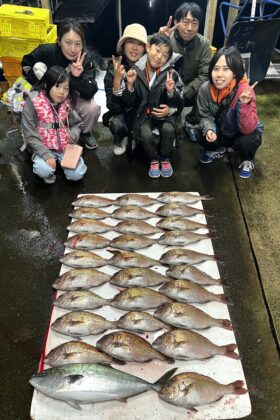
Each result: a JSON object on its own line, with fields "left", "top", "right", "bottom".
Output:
{"left": 196, "top": 46, "right": 263, "bottom": 178}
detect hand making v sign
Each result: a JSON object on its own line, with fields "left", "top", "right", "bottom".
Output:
{"left": 159, "top": 16, "right": 180, "bottom": 38}
{"left": 239, "top": 81, "right": 258, "bottom": 104}
{"left": 70, "top": 51, "right": 86, "bottom": 78}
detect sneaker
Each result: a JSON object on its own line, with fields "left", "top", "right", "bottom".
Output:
{"left": 239, "top": 160, "right": 254, "bottom": 178}
{"left": 200, "top": 148, "right": 226, "bottom": 164}
{"left": 80, "top": 133, "right": 98, "bottom": 149}
{"left": 184, "top": 121, "right": 197, "bottom": 142}
{"left": 161, "top": 159, "right": 173, "bottom": 177}
{"left": 43, "top": 174, "right": 56, "bottom": 184}
{"left": 113, "top": 137, "right": 128, "bottom": 156}
{"left": 148, "top": 160, "right": 160, "bottom": 178}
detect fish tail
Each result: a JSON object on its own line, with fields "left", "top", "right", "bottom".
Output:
{"left": 230, "top": 380, "right": 247, "bottom": 395}
{"left": 217, "top": 293, "right": 231, "bottom": 305}
{"left": 219, "top": 319, "right": 233, "bottom": 330}
{"left": 152, "top": 367, "right": 177, "bottom": 391}
{"left": 201, "top": 194, "right": 213, "bottom": 201}
{"left": 224, "top": 343, "right": 239, "bottom": 359}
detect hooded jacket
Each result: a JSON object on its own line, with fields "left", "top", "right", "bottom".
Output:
{"left": 121, "top": 53, "right": 184, "bottom": 141}
{"left": 22, "top": 43, "right": 98, "bottom": 100}
{"left": 170, "top": 31, "right": 212, "bottom": 101}
{"left": 197, "top": 80, "right": 263, "bottom": 138}
{"left": 22, "top": 90, "right": 82, "bottom": 161}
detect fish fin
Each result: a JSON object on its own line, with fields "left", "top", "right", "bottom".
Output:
{"left": 112, "top": 358, "right": 126, "bottom": 365}
{"left": 231, "top": 380, "right": 247, "bottom": 395}
{"left": 201, "top": 194, "right": 213, "bottom": 201}
{"left": 219, "top": 319, "right": 233, "bottom": 330}
{"left": 117, "top": 397, "right": 128, "bottom": 403}
{"left": 152, "top": 367, "right": 177, "bottom": 390}
{"left": 65, "top": 374, "right": 84, "bottom": 384}
{"left": 183, "top": 383, "right": 194, "bottom": 397}
{"left": 66, "top": 400, "right": 82, "bottom": 410}
{"left": 219, "top": 294, "right": 232, "bottom": 305}
{"left": 186, "top": 406, "right": 198, "bottom": 413}
{"left": 224, "top": 344, "right": 239, "bottom": 360}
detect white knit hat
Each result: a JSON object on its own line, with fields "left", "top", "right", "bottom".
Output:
{"left": 116, "top": 23, "right": 147, "bottom": 54}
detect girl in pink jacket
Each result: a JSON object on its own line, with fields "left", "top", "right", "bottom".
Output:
{"left": 196, "top": 46, "right": 263, "bottom": 178}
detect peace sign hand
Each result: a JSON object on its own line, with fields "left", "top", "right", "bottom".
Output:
{"left": 70, "top": 51, "right": 86, "bottom": 77}
{"left": 112, "top": 55, "right": 126, "bottom": 90}
{"left": 159, "top": 16, "right": 180, "bottom": 38}
{"left": 239, "top": 81, "right": 258, "bottom": 104}
{"left": 165, "top": 70, "right": 175, "bottom": 94}
{"left": 126, "top": 69, "right": 137, "bottom": 91}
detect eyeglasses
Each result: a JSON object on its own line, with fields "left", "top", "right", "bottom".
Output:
{"left": 62, "top": 39, "right": 83, "bottom": 49}
{"left": 181, "top": 18, "right": 199, "bottom": 28}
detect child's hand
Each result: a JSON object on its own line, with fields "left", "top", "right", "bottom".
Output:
{"left": 206, "top": 130, "right": 217, "bottom": 142}
{"left": 47, "top": 157, "right": 56, "bottom": 169}
{"left": 112, "top": 55, "right": 125, "bottom": 80}
{"left": 70, "top": 51, "right": 86, "bottom": 77}
{"left": 151, "top": 104, "right": 170, "bottom": 118}
{"left": 239, "top": 81, "right": 258, "bottom": 104}
{"left": 159, "top": 16, "right": 180, "bottom": 38}
{"left": 126, "top": 69, "right": 137, "bottom": 90}
{"left": 165, "top": 70, "right": 175, "bottom": 93}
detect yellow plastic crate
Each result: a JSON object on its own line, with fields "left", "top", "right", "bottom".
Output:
{"left": 0, "top": 4, "right": 50, "bottom": 40}
{"left": 1, "top": 57, "right": 22, "bottom": 79}
{"left": 0, "top": 24, "right": 57, "bottom": 58}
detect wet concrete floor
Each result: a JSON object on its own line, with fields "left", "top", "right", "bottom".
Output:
{"left": 0, "top": 100, "right": 279, "bottom": 419}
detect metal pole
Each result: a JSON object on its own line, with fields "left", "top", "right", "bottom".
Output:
{"left": 225, "top": 0, "right": 240, "bottom": 46}
{"left": 251, "top": 0, "right": 257, "bottom": 19}
{"left": 117, "top": 0, "right": 122, "bottom": 39}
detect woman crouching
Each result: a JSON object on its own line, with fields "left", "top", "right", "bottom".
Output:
{"left": 22, "top": 66, "right": 87, "bottom": 184}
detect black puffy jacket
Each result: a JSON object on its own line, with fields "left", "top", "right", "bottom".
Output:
{"left": 21, "top": 43, "right": 98, "bottom": 100}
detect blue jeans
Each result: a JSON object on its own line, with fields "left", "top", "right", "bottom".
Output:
{"left": 32, "top": 150, "right": 87, "bottom": 181}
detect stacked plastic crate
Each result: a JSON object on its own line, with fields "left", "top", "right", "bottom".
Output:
{"left": 0, "top": 4, "right": 57, "bottom": 89}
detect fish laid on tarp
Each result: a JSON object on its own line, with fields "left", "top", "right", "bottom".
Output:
{"left": 156, "top": 203, "right": 206, "bottom": 217}
{"left": 159, "top": 230, "right": 211, "bottom": 246}
{"left": 110, "top": 267, "right": 171, "bottom": 288}
{"left": 108, "top": 250, "right": 160, "bottom": 268}
{"left": 45, "top": 341, "right": 116, "bottom": 367}
{"left": 117, "top": 311, "right": 171, "bottom": 332}
{"left": 115, "top": 193, "right": 159, "bottom": 207}
{"left": 30, "top": 363, "right": 177, "bottom": 410}
{"left": 64, "top": 233, "right": 110, "bottom": 250}
{"left": 158, "top": 280, "right": 226, "bottom": 304}
{"left": 72, "top": 195, "right": 114, "bottom": 208}
{"left": 111, "top": 287, "right": 172, "bottom": 311}
{"left": 60, "top": 251, "right": 107, "bottom": 269}
{"left": 154, "top": 302, "right": 232, "bottom": 330}
{"left": 69, "top": 207, "right": 109, "bottom": 220}
{"left": 96, "top": 331, "right": 172, "bottom": 363}
{"left": 157, "top": 191, "right": 212, "bottom": 204}
{"left": 159, "top": 372, "right": 246, "bottom": 410}
{"left": 110, "top": 234, "right": 156, "bottom": 251}
{"left": 152, "top": 329, "right": 239, "bottom": 361}
{"left": 67, "top": 219, "right": 112, "bottom": 234}
{"left": 51, "top": 311, "right": 116, "bottom": 339}
{"left": 156, "top": 216, "right": 208, "bottom": 231}
{"left": 166, "top": 264, "right": 222, "bottom": 285}
{"left": 160, "top": 249, "right": 217, "bottom": 265}
{"left": 111, "top": 206, "right": 156, "bottom": 220}
{"left": 52, "top": 269, "right": 110, "bottom": 290}
{"left": 115, "top": 220, "right": 162, "bottom": 235}
{"left": 53, "top": 290, "right": 111, "bottom": 310}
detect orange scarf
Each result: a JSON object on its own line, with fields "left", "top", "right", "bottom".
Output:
{"left": 210, "top": 77, "right": 248, "bottom": 103}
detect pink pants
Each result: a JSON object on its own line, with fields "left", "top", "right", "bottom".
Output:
{"left": 75, "top": 96, "right": 101, "bottom": 133}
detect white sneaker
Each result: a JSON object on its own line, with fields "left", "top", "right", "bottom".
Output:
{"left": 113, "top": 138, "right": 128, "bottom": 156}
{"left": 43, "top": 174, "right": 56, "bottom": 184}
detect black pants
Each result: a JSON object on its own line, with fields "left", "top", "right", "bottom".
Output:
{"left": 184, "top": 94, "right": 201, "bottom": 125}
{"left": 139, "top": 117, "right": 175, "bottom": 161}
{"left": 108, "top": 113, "right": 130, "bottom": 145}
{"left": 196, "top": 129, "right": 262, "bottom": 161}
